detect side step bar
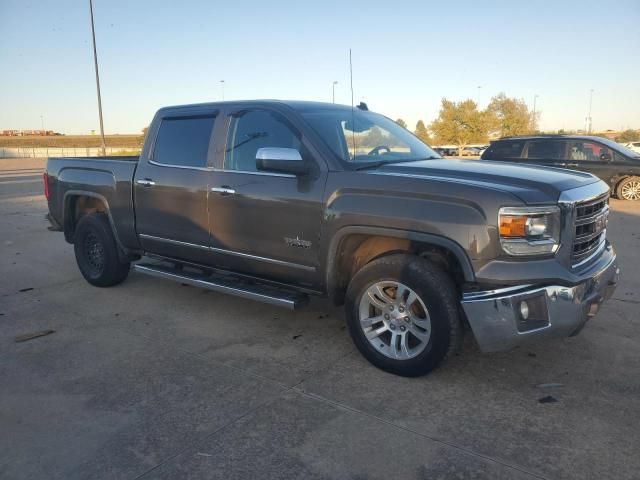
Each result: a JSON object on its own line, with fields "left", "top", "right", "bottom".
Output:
{"left": 133, "top": 263, "right": 309, "bottom": 310}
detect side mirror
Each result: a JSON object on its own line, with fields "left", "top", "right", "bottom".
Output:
{"left": 256, "top": 147, "right": 308, "bottom": 175}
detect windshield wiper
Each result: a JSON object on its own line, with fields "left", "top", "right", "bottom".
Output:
{"left": 353, "top": 157, "right": 439, "bottom": 170}
{"left": 353, "top": 161, "right": 389, "bottom": 170}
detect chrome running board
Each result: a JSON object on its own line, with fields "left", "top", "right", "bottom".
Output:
{"left": 133, "top": 263, "right": 309, "bottom": 310}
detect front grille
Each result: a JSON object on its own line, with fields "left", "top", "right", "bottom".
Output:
{"left": 572, "top": 194, "right": 609, "bottom": 266}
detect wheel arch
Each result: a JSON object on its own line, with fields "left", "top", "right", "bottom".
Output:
{"left": 326, "top": 226, "right": 475, "bottom": 305}
{"left": 62, "top": 191, "right": 130, "bottom": 259}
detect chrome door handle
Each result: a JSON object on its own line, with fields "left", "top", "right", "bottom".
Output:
{"left": 554, "top": 162, "right": 567, "bottom": 167}
{"left": 136, "top": 179, "right": 156, "bottom": 186}
{"left": 211, "top": 187, "right": 235, "bottom": 195}
{"left": 567, "top": 162, "right": 579, "bottom": 167}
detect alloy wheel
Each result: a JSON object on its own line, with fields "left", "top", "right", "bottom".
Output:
{"left": 358, "top": 281, "right": 431, "bottom": 360}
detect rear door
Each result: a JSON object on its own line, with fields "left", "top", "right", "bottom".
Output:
{"left": 134, "top": 110, "right": 217, "bottom": 264}
{"left": 207, "top": 107, "right": 327, "bottom": 286}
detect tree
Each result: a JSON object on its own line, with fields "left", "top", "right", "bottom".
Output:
{"left": 486, "top": 93, "right": 533, "bottom": 137}
{"left": 429, "top": 99, "right": 489, "bottom": 155}
{"left": 137, "top": 127, "right": 148, "bottom": 148}
{"left": 615, "top": 129, "right": 640, "bottom": 142}
{"left": 362, "top": 126, "right": 386, "bottom": 147}
{"left": 414, "top": 120, "right": 431, "bottom": 144}
{"left": 395, "top": 118, "right": 407, "bottom": 129}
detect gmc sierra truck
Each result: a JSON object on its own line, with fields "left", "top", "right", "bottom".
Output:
{"left": 44, "top": 100, "right": 619, "bottom": 376}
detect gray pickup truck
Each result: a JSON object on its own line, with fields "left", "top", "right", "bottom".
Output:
{"left": 44, "top": 100, "right": 619, "bottom": 376}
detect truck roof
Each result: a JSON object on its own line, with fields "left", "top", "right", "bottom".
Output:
{"left": 157, "top": 99, "right": 357, "bottom": 114}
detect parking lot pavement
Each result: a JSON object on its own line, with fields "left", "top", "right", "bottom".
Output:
{"left": 1, "top": 158, "right": 639, "bottom": 480}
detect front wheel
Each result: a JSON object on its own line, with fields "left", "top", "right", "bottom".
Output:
{"left": 345, "top": 254, "right": 462, "bottom": 377}
{"left": 74, "top": 213, "right": 130, "bottom": 287}
{"left": 616, "top": 176, "right": 640, "bottom": 201}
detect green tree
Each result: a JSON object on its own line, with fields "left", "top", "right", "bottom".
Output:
{"left": 414, "top": 120, "right": 431, "bottom": 144}
{"left": 395, "top": 118, "right": 408, "bottom": 129}
{"left": 486, "top": 93, "right": 533, "bottom": 137}
{"left": 615, "top": 129, "right": 640, "bottom": 142}
{"left": 429, "top": 99, "right": 489, "bottom": 155}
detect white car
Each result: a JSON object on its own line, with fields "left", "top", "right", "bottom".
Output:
{"left": 623, "top": 141, "right": 640, "bottom": 154}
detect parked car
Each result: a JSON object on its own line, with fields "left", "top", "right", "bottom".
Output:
{"left": 623, "top": 141, "right": 640, "bottom": 154}
{"left": 481, "top": 135, "right": 640, "bottom": 200}
{"left": 44, "top": 101, "right": 619, "bottom": 376}
{"left": 461, "top": 146, "right": 481, "bottom": 156}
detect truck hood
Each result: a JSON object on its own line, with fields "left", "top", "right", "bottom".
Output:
{"left": 374, "top": 159, "right": 601, "bottom": 204}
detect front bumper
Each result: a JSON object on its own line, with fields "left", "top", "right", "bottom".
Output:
{"left": 461, "top": 248, "right": 619, "bottom": 353}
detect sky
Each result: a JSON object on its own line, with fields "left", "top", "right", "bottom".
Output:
{"left": 1, "top": 0, "right": 639, "bottom": 135}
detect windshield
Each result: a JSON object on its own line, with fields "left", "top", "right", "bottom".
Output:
{"left": 300, "top": 108, "right": 440, "bottom": 166}
{"left": 596, "top": 137, "right": 640, "bottom": 158}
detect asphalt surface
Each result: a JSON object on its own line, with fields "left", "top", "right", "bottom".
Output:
{"left": 1, "top": 158, "right": 639, "bottom": 480}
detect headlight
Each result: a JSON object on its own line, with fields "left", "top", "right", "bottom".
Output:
{"left": 498, "top": 206, "right": 561, "bottom": 256}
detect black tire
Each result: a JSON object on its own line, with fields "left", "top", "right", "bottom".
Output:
{"left": 345, "top": 253, "right": 462, "bottom": 377}
{"left": 615, "top": 176, "right": 640, "bottom": 201}
{"left": 73, "top": 213, "right": 130, "bottom": 287}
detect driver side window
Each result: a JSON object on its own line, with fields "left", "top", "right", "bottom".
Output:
{"left": 224, "top": 110, "right": 301, "bottom": 172}
{"left": 567, "top": 141, "right": 612, "bottom": 162}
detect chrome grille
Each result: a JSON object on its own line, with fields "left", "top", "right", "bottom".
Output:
{"left": 572, "top": 194, "right": 609, "bottom": 266}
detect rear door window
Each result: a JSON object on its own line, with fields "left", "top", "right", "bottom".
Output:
{"left": 525, "top": 140, "right": 564, "bottom": 160}
{"left": 484, "top": 141, "right": 524, "bottom": 159}
{"left": 153, "top": 116, "right": 215, "bottom": 168}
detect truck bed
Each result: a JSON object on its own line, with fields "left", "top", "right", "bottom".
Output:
{"left": 45, "top": 156, "right": 140, "bottom": 250}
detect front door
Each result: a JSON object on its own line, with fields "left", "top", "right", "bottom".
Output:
{"left": 207, "top": 108, "right": 326, "bottom": 287}
{"left": 134, "top": 114, "right": 216, "bottom": 264}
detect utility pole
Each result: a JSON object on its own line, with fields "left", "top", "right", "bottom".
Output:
{"left": 332, "top": 81, "right": 338, "bottom": 103}
{"left": 476, "top": 85, "right": 482, "bottom": 106}
{"left": 532, "top": 94, "right": 539, "bottom": 131}
{"left": 220, "top": 80, "right": 225, "bottom": 101}
{"left": 89, "top": 0, "right": 106, "bottom": 156}
{"left": 40, "top": 115, "right": 44, "bottom": 132}
{"left": 586, "top": 89, "right": 594, "bottom": 134}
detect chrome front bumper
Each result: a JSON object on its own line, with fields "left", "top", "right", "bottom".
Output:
{"left": 461, "top": 251, "right": 619, "bottom": 353}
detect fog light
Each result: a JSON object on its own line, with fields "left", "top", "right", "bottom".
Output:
{"left": 519, "top": 301, "right": 529, "bottom": 320}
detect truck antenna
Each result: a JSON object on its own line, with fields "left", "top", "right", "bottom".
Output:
{"left": 349, "top": 48, "right": 356, "bottom": 159}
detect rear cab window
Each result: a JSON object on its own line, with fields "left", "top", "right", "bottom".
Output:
{"left": 153, "top": 116, "right": 215, "bottom": 168}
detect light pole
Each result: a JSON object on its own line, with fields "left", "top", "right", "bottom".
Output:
{"left": 586, "top": 89, "right": 594, "bottom": 134}
{"left": 40, "top": 115, "right": 44, "bottom": 133}
{"left": 220, "top": 80, "right": 225, "bottom": 101}
{"left": 332, "top": 81, "right": 338, "bottom": 103}
{"left": 89, "top": 0, "right": 106, "bottom": 156}
{"left": 476, "top": 85, "right": 482, "bottom": 106}
{"left": 532, "top": 94, "right": 539, "bottom": 131}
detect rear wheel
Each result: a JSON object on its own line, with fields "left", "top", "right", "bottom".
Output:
{"left": 616, "top": 176, "right": 640, "bottom": 201}
{"left": 74, "top": 213, "right": 130, "bottom": 287}
{"left": 345, "top": 254, "right": 462, "bottom": 377}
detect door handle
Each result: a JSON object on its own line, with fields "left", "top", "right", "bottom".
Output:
{"left": 566, "top": 163, "right": 579, "bottom": 167}
{"left": 553, "top": 162, "right": 567, "bottom": 167}
{"left": 211, "top": 186, "right": 235, "bottom": 195}
{"left": 136, "top": 179, "right": 156, "bottom": 186}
